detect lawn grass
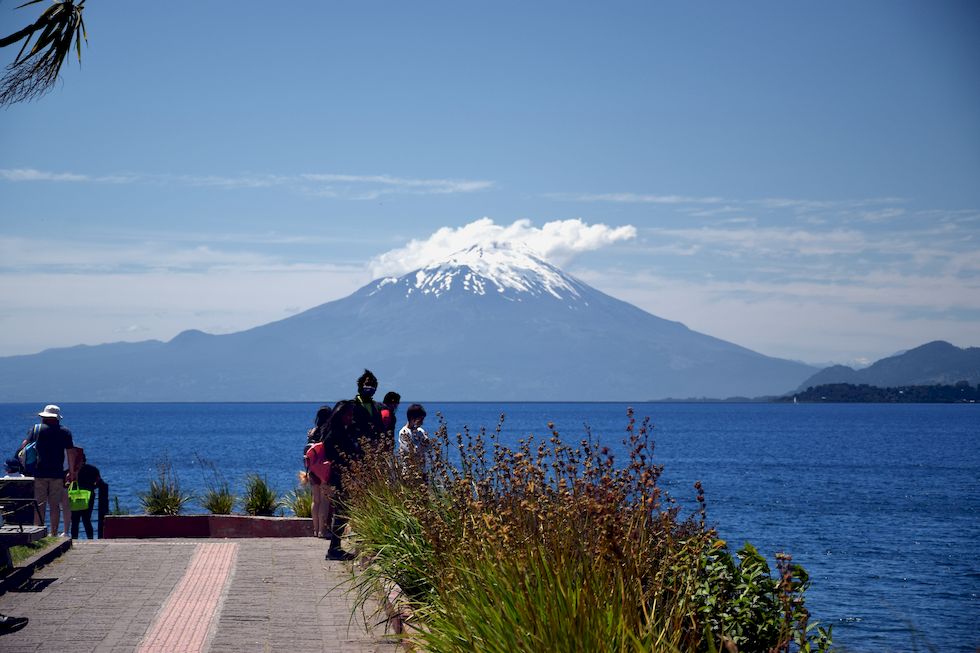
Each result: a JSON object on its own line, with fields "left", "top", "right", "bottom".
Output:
{"left": 9, "top": 535, "right": 60, "bottom": 566}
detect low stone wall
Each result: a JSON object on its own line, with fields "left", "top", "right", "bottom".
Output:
{"left": 103, "top": 514, "right": 313, "bottom": 539}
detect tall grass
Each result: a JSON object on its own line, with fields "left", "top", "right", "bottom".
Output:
{"left": 343, "top": 409, "right": 832, "bottom": 652}
{"left": 242, "top": 473, "right": 281, "bottom": 516}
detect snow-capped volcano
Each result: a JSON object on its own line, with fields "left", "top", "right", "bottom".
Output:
{"left": 0, "top": 243, "right": 819, "bottom": 401}
{"left": 369, "top": 242, "right": 585, "bottom": 303}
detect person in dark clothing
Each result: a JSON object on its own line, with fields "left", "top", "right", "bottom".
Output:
{"left": 350, "top": 369, "right": 387, "bottom": 449}
{"left": 322, "top": 369, "right": 387, "bottom": 560}
{"left": 21, "top": 405, "right": 78, "bottom": 537}
{"left": 308, "top": 404, "right": 333, "bottom": 444}
{"left": 380, "top": 391, "right": 400, "bottom": 439}
{"left": 321, "top": 400, "right": 355, "bottom": 559}
{"left": 70, "top": 451, "right": 102, "bottom": 539}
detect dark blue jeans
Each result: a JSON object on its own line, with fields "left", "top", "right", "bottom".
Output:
{"left": 71, "top": 501, "right": 94, "bottom": 539}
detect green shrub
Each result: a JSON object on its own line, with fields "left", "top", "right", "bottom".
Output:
{"left": 242, "top": 473, "right": 280, "bottom": 516}
{"left": 138, "top": 459, "right": 192, "bottom": 515}
{"left": 286, "top": 485, "right": 313, "bottom": 518}
{"left": 693, "top": 541, "right": 833, "bottom": 652}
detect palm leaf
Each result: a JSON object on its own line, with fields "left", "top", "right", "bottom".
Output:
{"left": 1, "top": 0, "right": 88, "bottom": 106}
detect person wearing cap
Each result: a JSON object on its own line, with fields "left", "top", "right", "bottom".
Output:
{"left": 350, "top": 369, "right": 387, "bottom": 448}
{"left": 2, "top": 458, "right": 25, "bottom": 478}
{"left": 19, "top": 405, "right": 79, "bottom": 537}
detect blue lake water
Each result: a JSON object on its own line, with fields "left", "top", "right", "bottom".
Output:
{"left": 2, "top": 401, "right": 977, "bottom": 651}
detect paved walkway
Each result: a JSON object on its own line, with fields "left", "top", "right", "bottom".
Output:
{"left": 0, "top": 538, "right": 401, "bottom": 652}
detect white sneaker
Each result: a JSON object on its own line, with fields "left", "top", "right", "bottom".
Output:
{"left": 60, "top": 532, "right": 70, "bottom": 538}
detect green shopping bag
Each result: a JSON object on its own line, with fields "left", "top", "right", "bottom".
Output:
{"left": 68, "top": 481, "right": 92, "bottom": 511}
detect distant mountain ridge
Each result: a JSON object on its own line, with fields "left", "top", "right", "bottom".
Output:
{"left": 0, "top": 243, "right": 818, "bottom": 401}
{"left": 797, "top": 341, "right": 980, "bottom": 390}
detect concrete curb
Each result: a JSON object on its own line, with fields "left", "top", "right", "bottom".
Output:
{"left": 0, "top": 536, "right": 72, "bottom": 595}
{"left": 354, "top": 553, "right": 417, "bottom": 650}
{"left": 103, "top": 514, "right": 313, "bottom": 538}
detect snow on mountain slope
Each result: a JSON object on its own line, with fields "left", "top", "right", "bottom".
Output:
{"left": 368, "top": 243, "right": 586, "bottom": 303}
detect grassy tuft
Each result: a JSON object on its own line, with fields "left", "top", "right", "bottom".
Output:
{"left": 138, "top": 458, "right": 193, "bottom": 515}
{"left": 286, "top": 484, "right": 313, "bottom": 518}
{"left": 196, "top": 456, "right": 236, "bottom": 514}
{"left": 242, "top": 473, "right": 281, "bottom": 516}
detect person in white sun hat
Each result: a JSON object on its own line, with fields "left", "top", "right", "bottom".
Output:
{"left": 18, "top": 405, "right": 80, "bottom": 538}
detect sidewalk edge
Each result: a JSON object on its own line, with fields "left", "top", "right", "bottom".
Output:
{"left": 0, "top": 537, "right": 72, "bottom": 595}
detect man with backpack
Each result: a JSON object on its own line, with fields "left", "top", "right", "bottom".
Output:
{"left": 20, "top": 405, "right": 79, "bottom": 537}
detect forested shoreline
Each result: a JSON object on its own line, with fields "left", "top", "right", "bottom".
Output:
{"left": 782, "top": 382, "right": 980, "bottom": 403}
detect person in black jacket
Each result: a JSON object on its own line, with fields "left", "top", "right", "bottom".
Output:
{"left": 350, "top": 369, "right": 387, "bottom": 448}
{"left": 322, "top": 369, "right": 387, "bottom": 560}
{"left": 70, "top": 451, "right": 102, "bottom": 539}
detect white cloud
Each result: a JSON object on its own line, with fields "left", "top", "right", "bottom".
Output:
{"left": 573, "top": 266, "right": 980, "bottom": 365}
{"left": 1, "top": 168, "right": 89, "bottom": 182}
{"left": 546, "top": 192, "right": 725, "bottom": 204}
{"left": 0, "top": 264, "right": 371, "bottom": 356}
{"left": 0, "top": 168, "right": 493, "bottom": 199}
{"left": 0, "top": 168, "right": 135, "bottom": 183}
{"left": 300, "top": 173, "right": 493, "bottom": 195}
{"left": 0, "top": 237, "right": 275, "bottom": 271}
{"left": 369, "top": 217, "right": 637, "bottom": 277}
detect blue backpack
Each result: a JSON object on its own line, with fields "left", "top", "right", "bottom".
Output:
{"left": 17, "top": 425, "right": 39, "bottom": 475}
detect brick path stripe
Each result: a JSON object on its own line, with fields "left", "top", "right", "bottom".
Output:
{"left": 137, "top": 542, "right": 238, "bottom": 653}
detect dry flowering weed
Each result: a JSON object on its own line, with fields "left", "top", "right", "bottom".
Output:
{"left": 343, "top": 408, "right": 831, "bottom": 652}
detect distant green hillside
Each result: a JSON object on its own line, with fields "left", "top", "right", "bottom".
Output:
{"left": 797, "top": 341, "right": 980, "bottom": 391}
{"left": 782, "top": 382, "right": 980, "bottom": 403}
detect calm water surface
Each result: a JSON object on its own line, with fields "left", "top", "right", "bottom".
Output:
{"left": 2, "top": 402, "right": 977, "bottom": 651}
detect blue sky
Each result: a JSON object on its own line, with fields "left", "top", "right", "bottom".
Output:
{"left": 1, "top": 0, "right": 978, "bottom": 366}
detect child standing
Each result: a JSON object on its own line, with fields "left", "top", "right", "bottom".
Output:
{"left": 397, "top": 404, "right": 429, "bottom": 468}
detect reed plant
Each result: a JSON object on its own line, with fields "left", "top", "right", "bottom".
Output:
{"left": 138, "top": 458, "right": 193, "bottom": 516}
{"left": 242, "top": 473, "right": 281, "bottom": 516}
{"left": 286, "top": 483, "right": 313, "bottom": 518}
{"left": 197, "top": 456, "right": 235, "bottom": 514}
{"left": 343, "top": 409, "right": 832, "bottom": 652}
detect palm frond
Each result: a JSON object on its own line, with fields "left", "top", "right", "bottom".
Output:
{"left": 1, "top": 0, "right": 87, "bottom": 106}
